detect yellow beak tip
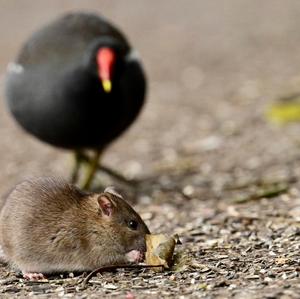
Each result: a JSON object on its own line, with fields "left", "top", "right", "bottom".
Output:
{"left": 102, "top": 80, "right": 112, "bottom": 93}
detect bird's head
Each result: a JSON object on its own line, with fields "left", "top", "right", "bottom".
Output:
{"left": 96, "top": 47, "right": 115, "bottom": 93}
{"left": 85, "top": 37, "right": 129, "bottom": 94}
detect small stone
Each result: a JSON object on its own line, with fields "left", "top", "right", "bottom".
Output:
{"left": 182, "top": 185, "right": 195, "bottom": 196}
{"left": 103, "top": 283, "right": 118, "bottom": 290}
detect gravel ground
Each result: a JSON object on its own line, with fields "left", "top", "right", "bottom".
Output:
{"left": 1, "top": 1, "right": 300, "bottom": 298}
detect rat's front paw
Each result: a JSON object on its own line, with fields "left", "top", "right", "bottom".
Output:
{"left": 125, "top": 250, "right": 144, "bottom": 263}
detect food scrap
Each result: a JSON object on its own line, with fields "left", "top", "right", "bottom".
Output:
{"left": 145, "top": 234, "right": 180, "bottom": 270}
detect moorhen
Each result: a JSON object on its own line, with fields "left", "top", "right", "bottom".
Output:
{"left": 5, "top": 12, "right": 146, "bottom": 189}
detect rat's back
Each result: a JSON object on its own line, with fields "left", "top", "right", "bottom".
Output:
{"left": 0, "top": 177, "right": 88, "bottom": 271}
{"left": 0, "top": 177, "right": 86, "bottom": 218}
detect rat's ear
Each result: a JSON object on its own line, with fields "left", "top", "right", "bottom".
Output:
{"left": 98, "top": 195, "right": 115, "bottom": 217}
{"left": 104, "top": 186, "right": 123, "bottom": 199}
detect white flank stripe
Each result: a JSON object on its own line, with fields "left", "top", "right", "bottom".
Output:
{"left": 7, "top": 62, "right": 24, "bottom": 74}
{"left": 126, "top": 49, "right": 140, "bottom": 63}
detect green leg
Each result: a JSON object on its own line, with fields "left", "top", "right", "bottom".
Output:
{"left": 71, "top": 151, "right": 83, "bottom": 184}
{"left": 74, "top": 152, "right": 138, "bottom": 187}
{"left": 81, "top": 150, "right": 102, "bottom": 190}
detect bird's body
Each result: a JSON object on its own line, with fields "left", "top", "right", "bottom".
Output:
{"left": 5, "top": 12, "right": 146, "bottom": 150}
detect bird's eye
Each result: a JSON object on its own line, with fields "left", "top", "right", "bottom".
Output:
{"left": 128, "top": 220, "right": 138, "bottom": 230}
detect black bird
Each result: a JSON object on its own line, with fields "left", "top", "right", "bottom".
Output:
{"left": 5, "top": 12, "right": 146, "bottom": 189}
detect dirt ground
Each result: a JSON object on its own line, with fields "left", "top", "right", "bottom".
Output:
{"left": 2, "top": 1, "right": 300, "bottom": 298}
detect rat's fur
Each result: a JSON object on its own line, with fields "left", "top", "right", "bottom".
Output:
{"left": 0, "top": 177, "right": 149, "bottom": 274}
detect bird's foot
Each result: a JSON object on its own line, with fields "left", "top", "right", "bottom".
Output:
{"left": 70, "top": 151, "right": 139, "bottom": 190}
{"left": 99, "top": 165, "right": 139, "bottom": 186}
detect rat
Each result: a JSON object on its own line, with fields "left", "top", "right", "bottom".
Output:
{"left": 0, "top": 177, "right": 150, "bottom": 280}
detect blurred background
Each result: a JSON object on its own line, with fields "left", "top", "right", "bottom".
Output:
{"left": 3, "top": 1, "right": 300, "bottom": 296}
{"left": 1, "top": 0, "right": 300, "bottom": 197}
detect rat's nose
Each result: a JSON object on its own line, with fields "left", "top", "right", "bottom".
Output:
{"left": 138, "top": 236, "right": 147, "bottom": 253}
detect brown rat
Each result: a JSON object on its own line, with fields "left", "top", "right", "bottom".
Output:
{"left": 0, "top": 177, "right": 150, "bottom": 278}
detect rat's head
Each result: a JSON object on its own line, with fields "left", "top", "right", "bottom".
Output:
{"left": 92, "top": 187, "right": 150, "bottom": 260}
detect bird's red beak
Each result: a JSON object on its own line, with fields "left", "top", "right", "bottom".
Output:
{"left": 97, "top": 48, "right": 116, "bottom": 93}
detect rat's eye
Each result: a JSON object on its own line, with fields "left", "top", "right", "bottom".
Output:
{"left": 128, "top": 220, "right": 138, "bottom": 230}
